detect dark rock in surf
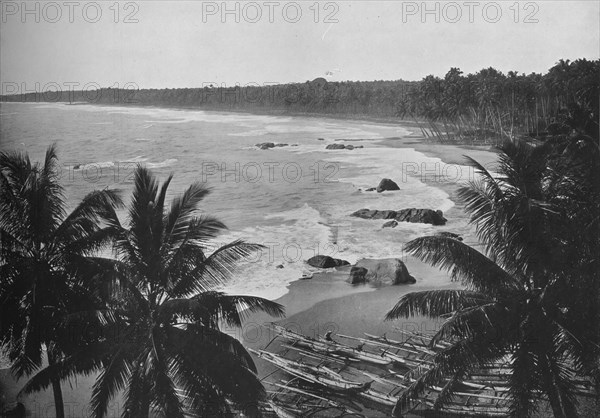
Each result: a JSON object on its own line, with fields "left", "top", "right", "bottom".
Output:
{"left": 307, "top": 255, "right": 350, "bottom": 269}
{"left": 376, "top": 178, "right": 400, "bottom": 193}
{"left": 394, "top": 208, "right": 447, "bottom": 225}
{"left": 351, "top": 208, "right": 447, "bottom": 225}
{"left": 351, "top": 209, "right": 397, "bottom": 220}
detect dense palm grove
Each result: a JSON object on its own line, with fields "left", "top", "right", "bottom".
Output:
{"left": 3, "top": 59, "right": 598, "bottom": 144}
{"left": 386, "top": 64, "right": 600, "bottom": 417}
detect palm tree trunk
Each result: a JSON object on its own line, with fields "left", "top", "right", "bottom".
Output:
{"left": 47, "top": 350, "right": 65, "bottom": 418}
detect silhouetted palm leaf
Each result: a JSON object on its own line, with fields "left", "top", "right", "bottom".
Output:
{"left": 88, "top": 167, "right": 284, "bottom": 417}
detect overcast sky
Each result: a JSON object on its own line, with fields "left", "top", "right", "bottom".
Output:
{"left": 1, "top": 1, "right": 598, "bottom": 90}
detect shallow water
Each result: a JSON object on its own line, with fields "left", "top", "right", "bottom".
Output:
{"left": 1, "top": 102, "right": 473, "bottom": 301}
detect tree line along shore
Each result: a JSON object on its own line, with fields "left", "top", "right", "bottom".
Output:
{"left": 2, "top": 59, "right": 598, "bottom": 145}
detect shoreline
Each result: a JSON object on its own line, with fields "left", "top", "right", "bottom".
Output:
{"left": 0, "top": 106, "right": 498, "bottom": 417}
{"left": 238, "top": 119, "right": 500, "bottom": 415}
{"left": 0, "top": 100, "right": 504, "bottom": 148}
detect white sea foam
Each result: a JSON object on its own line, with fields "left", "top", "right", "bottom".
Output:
{"left": 72, "top": 157, "right": 177, "bottom": 171}
{"left": 147, "top": 158, "right": 178, "bottom": 168}
{"left": 217, "top": 203, "right": 336, "bottom": 300}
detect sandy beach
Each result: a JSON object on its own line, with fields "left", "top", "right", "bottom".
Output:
{"left": 0, "top": 129, "right": 498, "bottom": 417}
{"left": 238, "top": 131, "right": 499, "bottom": 416}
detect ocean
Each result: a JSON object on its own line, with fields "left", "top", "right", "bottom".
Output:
{"left": 0, "top": 102, "right": 472, "bottom": 301}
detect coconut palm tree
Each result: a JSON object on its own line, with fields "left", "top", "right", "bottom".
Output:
{"left": 386, "top": 139, "right": 600, "bottom": 417}
{"left": 28, "top": 166, "right": 284, "bottom": 418}
{"left": 0, "top": 144, "right": 122, "bottom": 418}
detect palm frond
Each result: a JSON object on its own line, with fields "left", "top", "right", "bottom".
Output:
{"left": 159, "top": 292, "right": 284, "bottom": 328}
{"left": 169, "top": 240, "right": 264, "bottom": 297}
{"left": 166, "top": 327, "right": 265, "bottom": 407}
{"left": 55, "top": 189, "right": 123, "bottom": 247}
{"left": 148, "top": 332, "right": 186, "bottom": 418}
{"left": 395, "top": 333, "right": 508, "bottom": 414}
{"left": 164, "top": 182, "right": 212, "bottom": 241}
{"left": 385, "top": 290, "right": 488, "bottom": 320}
{"left": 90, "top": 348, "right": 133, "bottom": 418}
{"left": 18, "top": 341, "right": 109, "bottom": 395}
{"left": 405, "top": 236, "right": 518, "bottom": 294}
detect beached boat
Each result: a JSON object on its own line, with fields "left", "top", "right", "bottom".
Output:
{"left": 250, "top": 349, "right": 368, "bottom": 392}
{"left": 360, "top": 388, "right": 398, "bottom": 407}
{"left": 419, "top": 397, "right": 510, "bottom": 417}
{"left": 337, "top": 334, "right": 433, "bottom": 367}
{"left": 364, "top": 332, "right": 437, "bottom": 356}
{"left": 316, "top": 336, "right": 393, "bottom": 366}
{"left": 259, "top": 329, "right": 595, "bottom": 418}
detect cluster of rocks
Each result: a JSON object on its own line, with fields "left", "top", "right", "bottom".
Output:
{"left": 325, "top": 144, "right": 364, "bottom": 150}
{"left": 351, "top": 208, "right": 447, "bottom": 226}
{"left": 305, "top": 255, "right": 416, "bottom": 286}
{"left": 256, "top": 142, "right": 297, "bottom": 150}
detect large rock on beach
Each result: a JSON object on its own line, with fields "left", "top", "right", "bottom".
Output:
{"left": 351, "top": 208, "right": 447, "bottom": 225}
{"left": 376, "top": 178, "right": 400, "bottom": 193}
{"left": 307, "top": 255, "right": 350, "bottom": 269}
{"left": 347, "top": 266, "right": 368, "bottom": 284}
{"left": 382, "top": 220, "right": 398, "bottom": 228}
{"left": 353, "top": 258, "right": 416, "bottom": 285}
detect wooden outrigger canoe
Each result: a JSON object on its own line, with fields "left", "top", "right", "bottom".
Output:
{"left": 316, "top": 336, "right": 393, "bottom": 366}
{"left": 364, "top": 333, "right": 438, "bottom": 356}
{"left": 251, "top": 349, "right": 369, "bottom": 392}
{"left": 343, "top": 333, "right": 432, "bottom": 356}
{"left": 360, "top": 388, "right": 398, "bottom": 407}
{"left": 419, "top": 398, "right": 510, "bottom": 417}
